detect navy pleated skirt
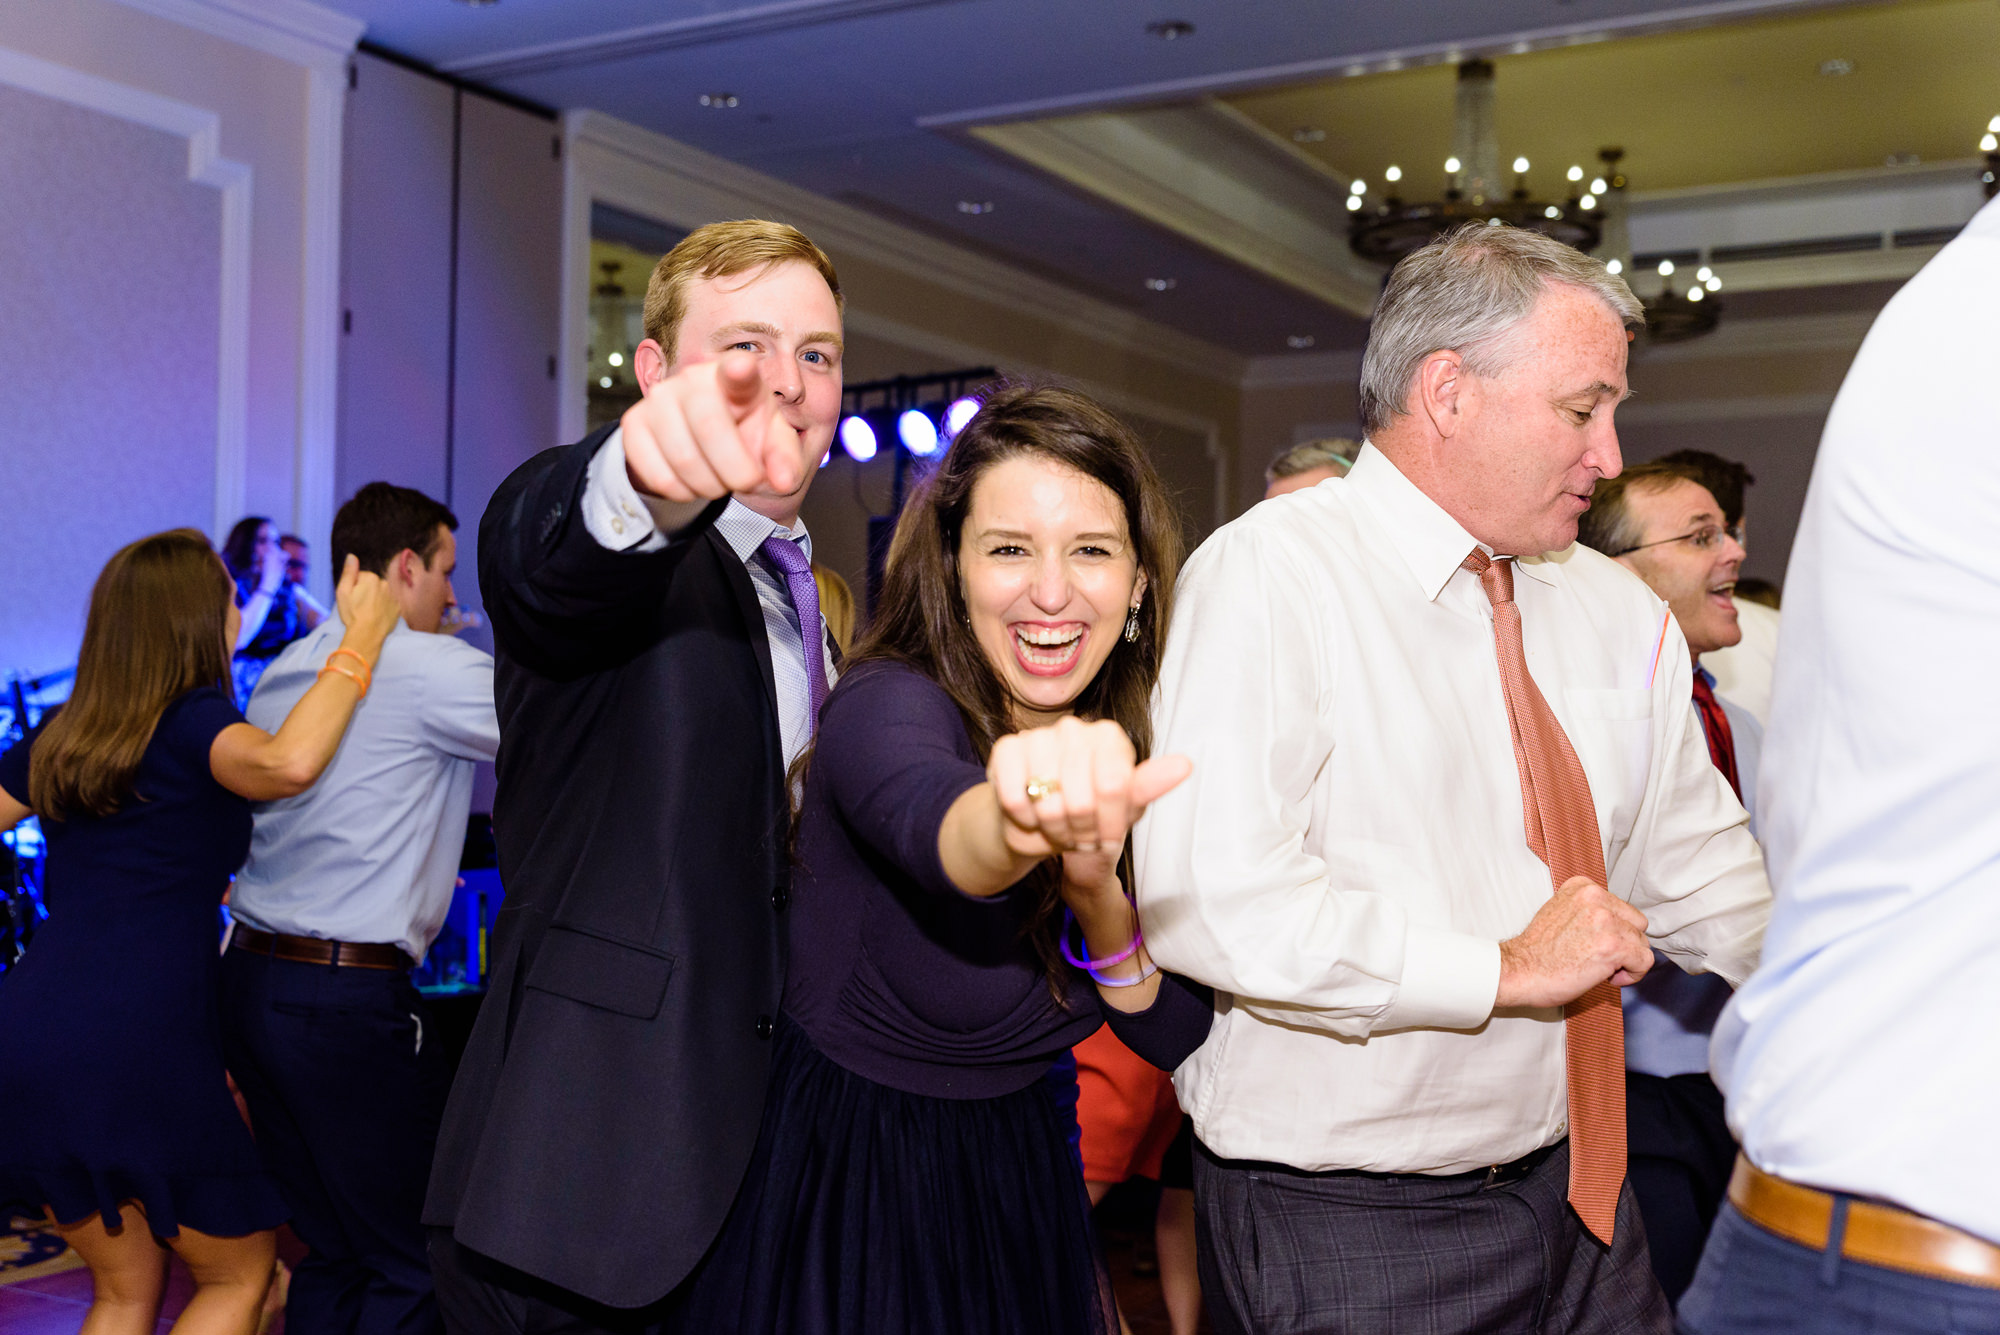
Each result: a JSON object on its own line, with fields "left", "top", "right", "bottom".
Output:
{"left": 677, "top": 1017, "right": 1110, "bottom": 1335}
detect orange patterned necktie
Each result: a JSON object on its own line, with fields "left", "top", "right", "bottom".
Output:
{"left": 1463, "top": 549, "right": 1626, "bottom": 1245}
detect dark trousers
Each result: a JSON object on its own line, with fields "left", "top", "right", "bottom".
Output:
{"left": 221, "top": 948, "right": 446, "bottom": 1335}
{"left": 1678, "top": 1202, "right": 2000, "bottom": 1334}
{"left": 1626, "top": 1072, "right": 1736, "bottom": 1307}
{"left": 1193, "top": 1137, "right": 1671, "bottom": 1335}
{"left": 427, "top": 1229, "right": 691, "bottom": 1335}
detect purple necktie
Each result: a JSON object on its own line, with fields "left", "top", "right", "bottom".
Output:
{"left": 757, "top": 533, "right": 829, "bottom": 729}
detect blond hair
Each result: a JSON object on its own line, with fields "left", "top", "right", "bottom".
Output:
{"left": 642, "top": 219, "right": 843, "bottom": 366}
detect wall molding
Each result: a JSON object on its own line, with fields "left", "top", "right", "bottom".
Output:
{"left": 445, "top": 0, "right": 958, "bottom": 80}
{"left": 108, "top": 0, "right": 360, "bottom": 587}
{"left": 560, "top": 108, "right": 1245, "bottom": 447}
{"left": 1632, "top": 309, "right": 1877, "bottom": 365}
{"left": 1616, "top": 391, "right": 1836, "bottom": 427}
{"left": 108, "top": 0, "right": 363, "bottom": 69}
{"left": 0, "top": 46, "right": 253, "bottom": 541}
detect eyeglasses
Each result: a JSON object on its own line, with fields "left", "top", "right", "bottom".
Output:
{"left": 1612, "top": 523, "right": 1745, "bottom": 557}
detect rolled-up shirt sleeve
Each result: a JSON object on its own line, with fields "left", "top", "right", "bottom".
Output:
{"left": 1135, "top": 523, "right": 1500, "bottom": 1038}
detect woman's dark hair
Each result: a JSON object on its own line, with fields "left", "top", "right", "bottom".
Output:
{"left": 220, "top": 515, "right": 273, "bottom": 580}
{"left": 29, "top": 529, "right": 233, "bottom": 820}
{"left": 845, "top": 382, "right": 1185, "bottom": 990}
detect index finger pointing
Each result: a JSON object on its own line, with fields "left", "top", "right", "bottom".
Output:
{"left": 715, "top": 350, "right": 764, "bottom": 412}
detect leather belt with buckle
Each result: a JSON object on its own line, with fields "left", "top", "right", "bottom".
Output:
{"left": 230, "top": 923, "right": 411, "bottom": 971}
{"left": 1729, "top": 1155, "right": 2000, "bottom": 1290}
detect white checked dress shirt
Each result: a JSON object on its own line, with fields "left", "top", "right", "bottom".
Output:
{"left": 1135, "top": 442, "right": 1769, "bottom": 1174}
{"left": 1710, "top": 197, "right": 2000, "bottom": 1244}
{"left": 582, "top": 429, "right": 835, "bottom": 767}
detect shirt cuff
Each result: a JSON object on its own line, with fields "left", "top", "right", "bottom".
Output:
{"left": 1377, "top": 926, "right": 1501, "bottom": 1032}
{"left": 581, "top": 428, "right": 667, "bottom": 553}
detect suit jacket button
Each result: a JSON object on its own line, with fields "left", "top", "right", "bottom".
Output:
{"left": 754, "top": 1014, "right": 774, "bottom": 1040}
{"left": 771, "top": 886, "right": 789, "bottom": 911}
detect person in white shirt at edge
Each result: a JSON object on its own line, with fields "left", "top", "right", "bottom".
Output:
{"left": 1135, "top": 223, "right": 1770, "bottom": 1335}
{"left": 1575, "top": 457, "right": 1766, "bottom": 1309}
{"left": 1677, "top": 198, "right": 2000, "bottom": 1335}
{"left": 221, "top": 482, "right": 500, "bottom": 1335}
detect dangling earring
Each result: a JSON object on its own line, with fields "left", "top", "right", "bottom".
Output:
{"left": 1123, "top": 604, "right": 1141, "bottom": 643}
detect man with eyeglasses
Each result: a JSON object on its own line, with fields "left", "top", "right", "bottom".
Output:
{"left": 1577, "top": 457, "right": 1759, "bottom": 1308}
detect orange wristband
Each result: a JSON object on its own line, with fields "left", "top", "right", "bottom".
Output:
{"left": 320, "top": 647, "right": 373, "bottom": 697}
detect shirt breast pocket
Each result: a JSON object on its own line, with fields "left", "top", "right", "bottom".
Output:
{"left": 1561, "top": 687, "right": 1653, "bottom": 862}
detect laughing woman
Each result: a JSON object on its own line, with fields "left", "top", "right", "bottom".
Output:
{"left": 678, "top": 385, "right": 1213, "bottom": 1335}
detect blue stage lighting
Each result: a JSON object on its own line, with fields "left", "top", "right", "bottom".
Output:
{"left": 839, "top": 414, "right": 877, "bottom": 462}
{"left": 898, "top": 408, "right": 940, "bottom": 457}
{"left": 943, "top": 396, "right": 980, "bottom": 438}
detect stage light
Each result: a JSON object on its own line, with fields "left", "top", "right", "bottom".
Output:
{"left": 898, "top": 408, "right": 940, "bottom": 457}
{"left": 839, "top": 414, "right": 877, "bottom": 462}
{"left": 943, "top": 396, "right": 981, "bottom": 438}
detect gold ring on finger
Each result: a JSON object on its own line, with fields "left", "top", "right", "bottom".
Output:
{"left": 1025, "top": 776, "right": 1062, "bottom": 802}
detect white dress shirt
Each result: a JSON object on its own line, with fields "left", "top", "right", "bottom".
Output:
{"left": 1701, "top": 597, "right": 1780, "bottom": 726}
{"left": 1136, "top": 442, "right": 1769, "bottom": 1173}
{"left": 582, "top": 430, "right": 835, "bottom": 769}
{"left": 1709, "top": 197, "right": 2000, "bottom": 1244}
{"left": 234, "top": 617, "right": 500, "bottom": 962}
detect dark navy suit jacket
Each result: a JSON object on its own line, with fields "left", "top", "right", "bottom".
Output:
{"left": 424, "top": 425, "right": 789, "bottom": 1308}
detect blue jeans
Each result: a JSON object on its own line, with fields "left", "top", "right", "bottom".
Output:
{"left": 1678, "top": 1203, "right": 2000, "bottom": 1334}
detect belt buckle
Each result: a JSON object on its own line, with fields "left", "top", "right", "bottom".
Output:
{"left": 1483, "top": 1163, "right": 1504, "bottom": 1189}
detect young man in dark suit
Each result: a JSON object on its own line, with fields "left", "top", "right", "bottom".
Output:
{"left": 425, "top": 220, "right": 845, "bottom": 1333}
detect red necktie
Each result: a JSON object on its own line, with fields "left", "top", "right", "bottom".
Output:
{"left": 1689, "top": 671, "right": 1742, "bottom": 803}
{"left": 1464, "top": 550, "right": 1626, "bottom": 1245}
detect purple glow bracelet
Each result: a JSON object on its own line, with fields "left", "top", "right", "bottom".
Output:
{"left": 1059, "top": 907, "right": 1143, "bottom": 974}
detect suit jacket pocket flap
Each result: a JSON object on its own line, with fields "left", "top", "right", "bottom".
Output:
{"left": 525, "top": 926, "right": 675, "bottom": 1019}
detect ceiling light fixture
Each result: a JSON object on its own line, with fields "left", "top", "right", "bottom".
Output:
{"left": 1144, "top": 277, "right": 1178, "bottom": 291}
{"left": 698, "top": 93, "right": 739, "bottom": 108}
{"left": 451, "top": 0, "right": 499, "bottom": 7}
{"left": 1145, "top": 20, "right": 1194, "bottom": 39}
{"left": 1384, "top": 165, "right": 1403, "bottom": 182}
{"left": 1350, "top": 62, "right": 1603, "bottom": 268}
{"left": 1818, "top": 57, "right": 1854, "bottom": 76}
{"left": 1287, "top": 334, "right": 1317, "bottom": 349}
{"left": 1293, "top": 127, "right": 1326, "bottom": 144}
{"left": 1982, "top": 132, "right": 1999, "bottom": 153}
{"left": 956, "top": 200, "right": 995, "bottom": 214}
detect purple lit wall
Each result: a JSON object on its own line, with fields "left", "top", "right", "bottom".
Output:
{"left": 0, "top": 82, "right": 221, "bottom": 681}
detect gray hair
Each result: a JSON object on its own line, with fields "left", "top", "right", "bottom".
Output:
{"left": 1266, "top": 439, "right": 1358, "bottom": 485}
{"left": 1357, "top": 223, "right": 1643, "bottom": 436}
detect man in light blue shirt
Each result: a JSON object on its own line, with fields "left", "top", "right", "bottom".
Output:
{"left": 222, "top": 482, "right": 499, "bottom": 1335}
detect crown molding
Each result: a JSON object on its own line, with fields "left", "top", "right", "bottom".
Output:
{"left": 1617, "top": 391, "right": 1835, "bottom": 427}
{"left": 443, "top": 0, "right": 955, "bottom": 79}
{"left": 1632, "top": 309, "right": 1877, "bottom": 365}
{"left": 566, "top": 110, "right": 1246, "bottom": 386}
{"left": 107, "top": 0, "right": 363, "bottom": 69}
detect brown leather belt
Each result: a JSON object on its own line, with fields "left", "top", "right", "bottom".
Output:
{"left": 230, "top": 924, "right": 411, "bottom": 971}
{"left": 1729, "top": 1156, "right": 2000, "bottom": 1290}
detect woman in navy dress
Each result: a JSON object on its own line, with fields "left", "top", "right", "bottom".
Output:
{"left": 679, "top": 385, "right": 1213, "bottom": 1334}
{"left": 0, "top": 528, "right": 400, "bottom": 1335}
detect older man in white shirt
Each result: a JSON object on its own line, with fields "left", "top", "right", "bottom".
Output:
{"left": 1136, "top": 224, "right": 1769, "bottom": 1335}
{"left": 1680, "top": 198, "right": 2000, "bottom": 1334}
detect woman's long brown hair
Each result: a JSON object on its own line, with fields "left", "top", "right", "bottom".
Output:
{"left": 836, "top": 383, "right": 1185, "bottom": 992}
{"left": 29, "top": 529, "right": 234, "bottom": 820}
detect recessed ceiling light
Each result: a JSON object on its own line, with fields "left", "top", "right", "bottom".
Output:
{"left": 452, "top": 0, "right": 499, "bottom": 7}
{"left": 1818, "top": 57, "right": 1853, "bottom": 76}
{"left": 1287, "top": 334, "right": 1316, "bottom": 350}
{"left": 1292, "top": 127, "right": 1326, "bottom": 144}
{"left": 698, "top": 93, "right": 740, "bottom": 108}
{"left": 1145, "top": 20, "right": 1195, "bottom": 40}
{"left": 1885, "top": 152, "right": 1920, "bottom": 167}
{"left": 956, "top": 200, "right": 995, "bottom": 215}
{"left": 1144, "top": 277, "right": 1178, "bottom": 291}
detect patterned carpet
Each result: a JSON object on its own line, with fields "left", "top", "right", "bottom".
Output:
{"left": 0, "top": 1216, "right": 84, "bottom": 1286}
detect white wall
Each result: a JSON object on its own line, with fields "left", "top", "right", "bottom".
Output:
{"left": 0, "top": 0, "right": 359, "bottom": 679}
